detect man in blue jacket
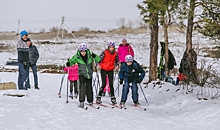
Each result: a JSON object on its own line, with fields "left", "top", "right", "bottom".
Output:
{"left": 17, "top": 30, "right": 29, "bottom": 90}
{"left": 119, "top": 55, "right": 145, "bottom": 107}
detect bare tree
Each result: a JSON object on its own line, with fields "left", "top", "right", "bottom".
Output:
{"left": 116, "top": 18, "right": 126, "bottom": 29}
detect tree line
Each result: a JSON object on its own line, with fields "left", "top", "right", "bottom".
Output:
{"left": 137, "top": 0, "right": 220, "bottom": 83}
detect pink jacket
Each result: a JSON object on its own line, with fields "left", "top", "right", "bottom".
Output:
{"left": 63, "top": 65, "right": 79, "bottom": 81}
{"left": 117, "top": 43, "right": 134, "bottom": 62}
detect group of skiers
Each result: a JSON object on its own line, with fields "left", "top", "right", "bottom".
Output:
{"left": 17, "top": 30, "right": 39, "bottom": 90}
{"left": 65, "top": 38, "right": 145, "bottom": 108}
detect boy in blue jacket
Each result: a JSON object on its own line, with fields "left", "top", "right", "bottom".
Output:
{"left": 119, "top": 55, "right": 145, "bottom": 107}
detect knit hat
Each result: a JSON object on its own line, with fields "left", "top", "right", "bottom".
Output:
{"left": 125, "top": 55, "right": 133, "bottom": 62}
{"left": 107, "top": 41, "right": 115, "bottom": 47}
{"left": 20, "top": 30, "right": 28, "bottom": 38}
{"left": 79, "top": 43, "right": 87, "bottom": 51}
{"left": 122, "top": 38, "right": 127, "bottom": 42}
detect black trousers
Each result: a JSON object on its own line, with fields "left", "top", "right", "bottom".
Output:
{"left": 70, "top": 80, "right": 78, "bottom": 94}
{"left": 79, "top": 75, "right": 93, "bottom": 103}
{"left": 98, "top": 69, "right": 115, "bottom": 97}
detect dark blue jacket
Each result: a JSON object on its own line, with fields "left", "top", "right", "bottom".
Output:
{"left": 29, "top": 43, "right": 39, "bottom": 65}
{"left": 119, "top": 60, "right": 145, "bottom": 81}
{"left": 17, "top": 38, "right": 29, "bottom": 63}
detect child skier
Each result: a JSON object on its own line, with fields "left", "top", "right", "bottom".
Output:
{"left": 96, "top": 41, "right": 119, "bottom": 105}
{"left": 63, "top": 59, "right": 79, "bottom": 99}
{"left": 66, "top": 43, "right": 100, "bottom": 108}
{"left": 119, "top": 55, "right": 145, "bottom": 107}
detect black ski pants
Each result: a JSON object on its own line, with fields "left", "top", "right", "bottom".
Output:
{"left": 70, "top": 80, "right": 78, "bottom": 94}
{"left": 98, "top": 69, "right": 115, "bottom": 97}
{"left": 79, "top": 75, "right": 93, "bottom": 103}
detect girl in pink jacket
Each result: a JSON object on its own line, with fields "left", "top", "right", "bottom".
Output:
{"left": 117, "top": 38, "right": 134, "bottom": 65}
{"left": 63, "top": 64, "right": 79, "bottom": 98}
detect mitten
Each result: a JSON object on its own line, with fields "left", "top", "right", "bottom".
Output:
{"left": 66, "top": 62, "right": 70, "bottom": 67}
{"left": 137, "top": 77, "right": 142, "bottom": 83}
{"left": 119, "top": 79, "right": 123, "bottom": 85}
{"left": 23, "top": 62, "right": 27, "bottom": 69}
{"left": 91, "top": 53, "right": 96, "bottom": 58}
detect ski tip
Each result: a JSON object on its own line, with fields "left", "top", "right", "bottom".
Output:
{"left": 97, "top": 106, "right": 100, "bottom": 109}
{"left": 85, "top": 107, "right": 88, "bottom": 110}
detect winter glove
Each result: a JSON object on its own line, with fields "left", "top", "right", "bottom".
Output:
{"left": 66, "top": 62, "right": 70, "bottom": 67}
{"left": 119, "top": 79, "right": 123, "bottom": 85}
{"left": 91, "top": 53, "right": 96, "bottom": 58}
{"left": 136, "top": 77, "right": 143, "bottom": 83}
{"left": 114, "top": 65, "right": 119, "bottom": 72}
{"left": 23, "top": 62, "right": 27, "bottom": 69}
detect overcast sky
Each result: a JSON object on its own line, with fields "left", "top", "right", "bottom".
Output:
{"left": 0, "top": 0, "right": 143, "bottom": 32}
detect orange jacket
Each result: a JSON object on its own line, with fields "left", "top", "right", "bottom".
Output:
{"left": 100, "top": 49, "right": 117, "bottom": 71}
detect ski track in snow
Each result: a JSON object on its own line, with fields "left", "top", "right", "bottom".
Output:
{"left": 0, "top": 72, "right": 220, "bottom": 130}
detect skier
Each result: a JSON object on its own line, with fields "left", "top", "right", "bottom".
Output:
{"left": 117, "top": 38, "right": 134, "bottom": 68}
{"left": 63, "top": 58, "right": 79, "bottom": 99}
{"left": 96, "top": 41, "right": 119, "bottom": 105}
{"left": 119, "top": 55, "right": 145, "bottom": 107}
{"left": 66, "top": 43, "right": 100, "bottom": 108}
{"left": 26, "top": 38, "right": 40, "bottom": 89}
{"left": 17, "top": 30, "right": 30, "bottom": 90}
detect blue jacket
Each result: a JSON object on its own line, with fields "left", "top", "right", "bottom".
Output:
{"left": 119, "top": 60, "right": 145, "bottom": 81}
{"left": 29, "top": 43, "right": 39, "bottom": 65}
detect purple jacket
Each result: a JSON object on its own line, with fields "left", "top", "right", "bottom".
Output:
{"left": 117, "top": 43, "right": 134, "bottom": 62}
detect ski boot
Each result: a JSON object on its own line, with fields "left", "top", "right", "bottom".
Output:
{"left": 96, "top": 96, "right": 102, "bottom": 104}
{"left": 73, "top": 92, "right": 78, "bottom": 99}
{"left": 108, "top": 92, "right": 111, "bottom": 97}
{"left": 102, "top": 92, "right": 106, "bottom": 97}
{"left": 69, "top": 92, "right": 73, "bottom": 99}
{"left": 78, "top": 102, "right": 84, "bottom": 108}
{"left": 134, "top": 101, "right": 140, "bottom": 106}
{"left": 120, "top": 101, "right": 125, "bottom": 108}
{"left": 88, "top": 102, "right": 93, "bottom": 106}
{"left": 35, "top": 85, "right": 40, "bottom": 90}
{"left": 111, "top": 96, "right": 117, "bottom": 104}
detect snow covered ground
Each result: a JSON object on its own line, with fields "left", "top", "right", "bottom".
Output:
{"left": 0, "top": 32, "right": 220, "bottom": 130}
{"left": 0, "top": 72, "right": 220, "bottom": 130}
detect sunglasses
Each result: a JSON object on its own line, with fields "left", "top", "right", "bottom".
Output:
{"left": 24, "top": 35, "right": 28, "bottom": 36}
{"left": 80, "top": 50, "right": 86, "bottom": 52}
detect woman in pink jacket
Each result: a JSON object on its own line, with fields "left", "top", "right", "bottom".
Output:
{"left": 117, "top": 38, "right": 134, "bottom": 66}
{"left": 63, "top": 63, "right": 79, "bottom": 99}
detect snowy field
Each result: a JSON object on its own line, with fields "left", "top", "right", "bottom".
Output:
{"left": 0, "top": 32, "right": 220, "bottom": 130}
{"left": 0, "top": 72, "right": 220, "bottom": 130}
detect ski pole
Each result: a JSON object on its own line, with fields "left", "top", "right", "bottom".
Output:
{"left": 92, "top": 76, "right": 97, "bottom": 96}
{"left": 114, "top": 78, "right": 120, "bottom": 97}
{"left": 23, "top": 77, "right": 29, "bottom": 90}
{"left": 139, "top": 83, "right": 148, "bottom": 103}
{"left": 58, "top": 74, "right": 65, "bottom": 98}
{"left": 117, "top": 75, "right": 120, "bottom": 97}
{"left": 93, "top": 61, "right": 101, "bottom": 93}
{"left": 66, "top": 68, "right": 69, "bottom": 103}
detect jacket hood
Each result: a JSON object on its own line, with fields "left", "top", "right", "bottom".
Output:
{"left": 119, "top": 43, "right": 130, "bottom": 47}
